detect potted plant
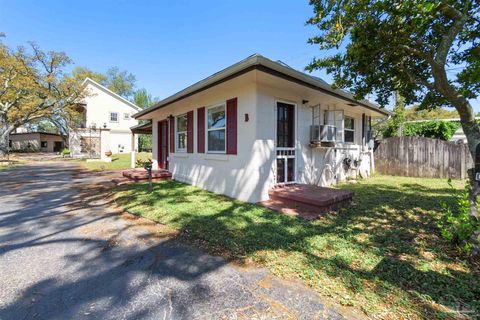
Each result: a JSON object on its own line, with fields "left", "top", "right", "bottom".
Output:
{"left": 105, "top": 150, "right": 112, "bottom": 157}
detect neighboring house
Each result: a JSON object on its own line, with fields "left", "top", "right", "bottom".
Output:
{"left": 134, "top": 54, "right": 391, "bottom": 203}
{"left": 69, "top": 78, "right": 141, "bottom": 159}
{"left": 9, "top": 132, "right": 65, "bottom": 153}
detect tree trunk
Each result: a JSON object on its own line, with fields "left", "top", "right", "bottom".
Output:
{"left": 0, "top": 123, "right": 13, "bottom": 158}
{"left": 451, "top": 98, "right": 480, "bottom": 221}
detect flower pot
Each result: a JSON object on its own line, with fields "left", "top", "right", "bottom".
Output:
{"left": 105, "top": 151, "right": 112, "bottom": 157}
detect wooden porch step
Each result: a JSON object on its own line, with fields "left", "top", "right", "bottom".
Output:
{"left": 122, "top": 169, "right": 172, "bottom": 182}
{"left": 261, "top": 184, "right": 353, "bottom": 220}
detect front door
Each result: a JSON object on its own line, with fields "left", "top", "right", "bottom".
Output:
{"left": 158, "top": 120, "right": 169, "bottom": 170}
{"left": 276, "top": 102, "right": 296, "bottom": 184}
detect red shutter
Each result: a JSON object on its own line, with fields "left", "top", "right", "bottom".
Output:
{"left": 169, "top": 116, "right": 175, "bottom": 153}
{"left": 197, "top": 107, "right": 205, "bottom": 153}
{"left": 226, "top": 97, "right": 237, "bottom": 155}
{"left": 187, "top": 110, "right": 194, "bottom": 153}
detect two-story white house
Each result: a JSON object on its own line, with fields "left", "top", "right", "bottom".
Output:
{"left": 70, "top": 78, "right": 141, "bottom": 159}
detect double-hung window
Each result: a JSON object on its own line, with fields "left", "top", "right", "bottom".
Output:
{"left": 206, "top": 104, "right": 226, "bottom": 153}
{"left": 110, "top": 112, "right": 119, "bottom": 123}
{"left": 344, "top": 116, "right": 355, "bottom": 143}
{"left": 176, "top": 113, "right": 188, "bottom": 152}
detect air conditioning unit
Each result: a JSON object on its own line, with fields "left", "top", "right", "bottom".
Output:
{"left": 310, "top": 125, "right": 337, "bottom": 143}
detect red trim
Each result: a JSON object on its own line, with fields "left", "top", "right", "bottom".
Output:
{"left": 197, "top": 107, "right": 205, "bottom": 153}
{"left": 169, "top": 116, "right": 175, "bottom": 153}
{"left": 187, "top": 110, "right": 194, "bottom": 153}
{"left": 157, "top": 120, "right": 169, "bottom": 169}
{"left": 226, "top": 97, "right": 237, "bottom": 155}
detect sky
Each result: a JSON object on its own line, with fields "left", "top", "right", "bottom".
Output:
{"left": 1, "top": 0, "right": 478, "bottom": 111}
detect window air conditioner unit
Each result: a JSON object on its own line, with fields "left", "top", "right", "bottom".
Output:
{"left": 310, "top": 125, "right": 337, "bottom": 143}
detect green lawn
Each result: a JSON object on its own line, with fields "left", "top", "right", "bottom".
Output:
{"left": 113, "top": 176, "right": 479, "bottom": 319}
{"left": 77, "top": 152, "right": 151, "bottom": 171}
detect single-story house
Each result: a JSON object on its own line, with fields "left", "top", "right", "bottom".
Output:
{"left": 133, "top": 54, "right": 391, "bottom": 203}
{"left": 9, "top": 132, "right": 65, "bottom": 153}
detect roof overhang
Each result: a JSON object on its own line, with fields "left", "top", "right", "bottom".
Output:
{"left": 130, "top": 121, "right": 152, "bottom": 134}
{"left": 134, "top": 54, "right": 392, "bottom": 119}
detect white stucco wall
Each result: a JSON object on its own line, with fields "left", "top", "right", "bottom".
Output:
{"left": 256, "top": 80, "right": 373, "bottom": 188}
{"left": 148, "top": 73, "right": 273, "bottom": 203}
{"left": 72, "top": 81, "right": 139, "bottom": 156}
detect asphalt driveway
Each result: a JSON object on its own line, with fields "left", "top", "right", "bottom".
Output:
{"left": 0, "top": 162, "right": 353, "bottom": 320}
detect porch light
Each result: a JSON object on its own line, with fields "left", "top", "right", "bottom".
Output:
{"left": 103, "top": 122, "right": 107, "bottom": 129}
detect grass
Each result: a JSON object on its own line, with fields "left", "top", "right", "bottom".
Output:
{"left": 0, "top": 156, "right": 25, "bottom": 170}
{"left": 113, "top": 175, "right": 480, "bottom": 319}
{"left": 76, "top": 152, "right": 152, "bottom": 171}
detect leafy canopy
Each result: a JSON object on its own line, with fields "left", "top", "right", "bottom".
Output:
{"left": 0, "top": 40, "right": 84, "bottom": 132}
{"left": 72, "top": 66, "right": 137, "bottom": 99}
{"left": 306, "top": 0, "right": 479, "bottom": 109}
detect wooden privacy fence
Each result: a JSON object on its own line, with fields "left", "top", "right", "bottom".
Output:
{"left": 374, "top": 136, "right": 473, "bottom": 179}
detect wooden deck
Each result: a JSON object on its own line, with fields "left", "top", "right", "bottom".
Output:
{"left": 260, "top": 184, "right": 353, "bottom": 220}
{"left": 122, "top": 169, "right": 172, "bottom": 181}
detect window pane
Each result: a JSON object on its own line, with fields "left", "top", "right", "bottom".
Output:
{"left": 345, "top": 130, "right": 354, "bottom": 143}
{"left": 177, "top": 132, "right": 187, "bottom": 150}
{"left": 110, "top": 113, "right": 118, "bottom": 122}
{"left": 177, "top": 114, "right": 187, "bottom": 132}
{"left": 207, "top": 129, "right": 225, "bottom": 152}
{"left": 207, "top": 105, "right": 226, "bottom": 129}
{"left": 345, "top": 116, "right": 354, "bottom": 130}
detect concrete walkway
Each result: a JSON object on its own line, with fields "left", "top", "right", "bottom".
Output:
{"left": 0, "top": 162, "right": 354, "bottom": 320}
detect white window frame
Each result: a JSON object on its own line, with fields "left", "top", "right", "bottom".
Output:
{"left": 324, "top": 110, "right": 344, "bottom": 142}
{"left": 123, "top": 113, "right": 131, "bottom": 120}
{"left": 109, "top": 112, "right": 119, "bottom": 123}
{"left": 206, "top": 103, "right": 227, "bottom": 154}
{"left": 175, "top": 113, "right": 188, "bottom": 153}
{"left": 344, "top": 115, "right": 355, "bottom": 143}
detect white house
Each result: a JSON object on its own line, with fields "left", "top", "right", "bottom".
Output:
{"left": 134, "top": 54, "right": 391, "bottom": 203}
{"left": 70, "top": 78, "right": 141, "bottom": 159}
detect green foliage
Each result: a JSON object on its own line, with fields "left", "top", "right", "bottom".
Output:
{"left": 138, "top": 134, "right": 152, "bottom": 152}
{"left": 405, "top": 106, "right": 459, "bottom": 121}
{"left": 72, "top": 66, "right": 108, "bottom": 85}
{"left": 133, "top": 88, "right": 159, "bottom": 109}
{"left": 403, "top": 120, "right": 461, "bottom": 140}
{"left": 105, "top": 67, "right": 136, "bottom": 99}
{"left": 135, "top": 157, "right": 152, "bottom": 170}
{"left": 113, "top": 176, "right": 478, "bottom": 318}
{"left": 306, "top": 1, "right": 479, "bottom": 109}
{"left": 438, "top": 181, "right": 480, "bottom": 253}
{"left": 383, "top": 120, "right": 461, "bottom": 140}
{"left": 71, "top": 66, "right": 137, "bottom": 99}
{"left": 61, "top": 148, "right": 70, "bottom": 156}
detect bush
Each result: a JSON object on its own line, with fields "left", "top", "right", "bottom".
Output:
{"left": 383, "top": 120, "right": 461, "bottom": 140}
{"left": 438, "top": 181, "right": 480, "bottom": 254}
{"left": 61, "top": 148, "right": 70, "bottom": 156}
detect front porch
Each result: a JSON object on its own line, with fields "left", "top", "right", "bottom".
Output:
{"left": 260, "top": 184, "right": 353, "bottom": 220}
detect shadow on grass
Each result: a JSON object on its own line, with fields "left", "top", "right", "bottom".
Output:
{"left": 114, "top": 178, "right": 479, "bottom": 319}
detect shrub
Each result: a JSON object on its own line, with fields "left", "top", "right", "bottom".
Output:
{"left": 383, "top": 120, "right": 461, "bottom": 140}
{"left": 438, "top": 181, "right": 480, "bottom": 254}
{"left": 61, "top": 148, "right": 70, "bottom": 156}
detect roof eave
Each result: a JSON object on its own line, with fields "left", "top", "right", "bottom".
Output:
{"left": 134, "top": 54, "right": 391, "bottom": 119}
